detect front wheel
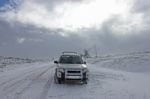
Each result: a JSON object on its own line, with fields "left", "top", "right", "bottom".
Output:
{"left": 58, "top": 79, "right": 62, "bottom": 84}
{"left": 54, "top": 73, "right": 58, "bottom": 84}
{"left": 83, "top": 80, "right": 87, "bottom": 84}
{"left": 54, "top": 76, "right": 62, "bottom": 84}
{"left": 54, "top": 75, "right": 62, "bottom": 84}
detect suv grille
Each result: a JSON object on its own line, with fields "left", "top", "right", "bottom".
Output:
{"left": 67, "top": 71, "right": 80, "bottom": 73}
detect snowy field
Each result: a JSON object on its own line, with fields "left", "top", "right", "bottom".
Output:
{"left": 0, "top": 52, "right": 150, "bottom": 99}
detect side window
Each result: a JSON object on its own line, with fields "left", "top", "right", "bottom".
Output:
{"left": 59, "top": 56, "right": 66, "bottom": 63}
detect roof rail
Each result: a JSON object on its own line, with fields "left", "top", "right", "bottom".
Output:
{"left": 62, "top": 51, "right": 78, "bottom": 55}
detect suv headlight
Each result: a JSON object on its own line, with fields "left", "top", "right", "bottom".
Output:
{"left": 57, "top": 68, "right": 65, "bottom": 73}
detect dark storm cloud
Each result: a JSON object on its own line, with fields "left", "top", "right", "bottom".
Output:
{"left": 0, "top": 19, "right": 41, "bottom": 44}
{"left": 80, "top": 17, "right": 150, "bottom": 55}
{"left": 133, "top": 0, "right": 150, "bottom": 13}
{"left": 132, "top": 0, "right": 150, "bottom": 25}
{"left": 0, "top": 19, "right": 86, "bottom": 58}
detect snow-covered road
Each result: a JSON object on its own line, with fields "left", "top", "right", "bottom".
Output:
{"left": 0, "top": 54, "right": 150, "bottom": 99}
{"left": 0, "top": 63, "right": 55, "bottom": 99}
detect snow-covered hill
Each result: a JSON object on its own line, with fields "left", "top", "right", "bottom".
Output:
{"left": 0, "top": 56, "right": 44, "bottom": 72}
{"left": 88, "top": 52, "right": 150, "bottom": 72}
{"left": 0, "top": 52, "right": 150, "bottom": 99}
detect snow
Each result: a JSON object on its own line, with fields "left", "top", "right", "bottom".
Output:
{"left": 0, "top": 52, "right": 150, "bottom": 99}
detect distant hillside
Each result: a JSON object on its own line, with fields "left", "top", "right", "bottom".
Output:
{"left": 0, "top": 56, "right": 43, "bottom": 68}
{"left": 88, "top": 51, "right": 150, "bottom": 73}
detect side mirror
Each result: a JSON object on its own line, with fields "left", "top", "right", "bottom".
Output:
{"left": 83, "top": 61, "right": 86, "bottom": 64}
{"left": 54, "top": 61, "right": 58, "bottom": 64}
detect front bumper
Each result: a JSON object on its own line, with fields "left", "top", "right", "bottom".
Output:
{"left": 66, "top": 76, "right": 82, "bottom": 79}
{"left": 56, "top": 68, "right": 88, "bottom": 80}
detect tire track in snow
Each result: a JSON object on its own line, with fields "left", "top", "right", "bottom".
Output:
{"left": 38, "top": 68, "right": 54, "bottom": 99}
{"left": 13, "top": 66, "right": 55, "bottom": 99}
{"left": 0, "top": 65, "right": 51, "bottom": 99}
{"left": 0, "top": 65, "right": 53, "bottom": 99}
{"left": 0, "top": 64, "right": 49, "bottom": 87}
{"left": 1, "top": 64, "right": 52, "bottom": 92}
{"left": 3, "top": 66, "right": 49, "bottom": 93}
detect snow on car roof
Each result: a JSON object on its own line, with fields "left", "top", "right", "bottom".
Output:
{"left": 62, "top": 52, "right": 79, "bottom": 55}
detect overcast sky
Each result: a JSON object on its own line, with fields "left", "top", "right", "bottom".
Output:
{"left": 0, "top": 0, "right": 150, "bottom": 58}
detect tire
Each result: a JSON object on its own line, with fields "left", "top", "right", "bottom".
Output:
{"left": 54, "top": 74, "right": 58, "bottom": 84}
{"left": 58, "top": 79, "right": 62, "bottom": 84}
{"left": 83, "top": 72, "right": 88, "bottom": 83}
{"left": 54, "top": 72, "right": 61, "bottom": 84}
{"left": 83, "top": 80, "right": 87, "bottom": 84}
{"left": 54, "top": 76, "right": 62, "bottom": 84}
{"left": 54, "top": 71, "right": 63, "bottom": 84}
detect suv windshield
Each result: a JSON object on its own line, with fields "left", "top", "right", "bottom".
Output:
{"left": 59, "top": 55, "right": 83, "bottom": 64}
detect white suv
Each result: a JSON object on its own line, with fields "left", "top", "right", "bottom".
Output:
{"left": 54, "top": 52, "right": 88, "bottom": 84}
